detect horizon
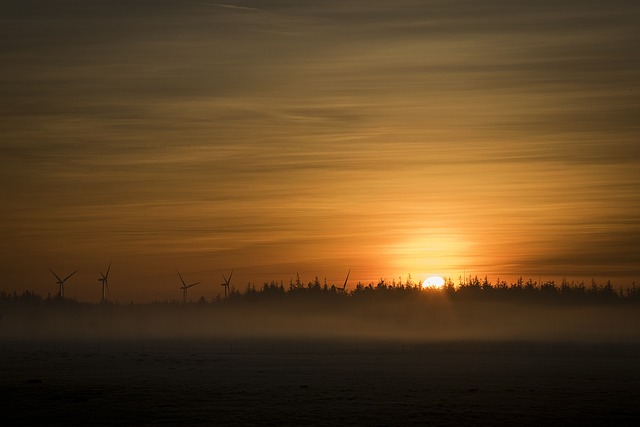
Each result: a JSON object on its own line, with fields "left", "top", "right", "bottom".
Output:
{"left": 4, "top": 267, "right": 638, "bottom": 304}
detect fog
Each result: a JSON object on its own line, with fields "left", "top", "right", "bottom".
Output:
{"left": 2, "top": 296, "right": 638, "bottom": 344}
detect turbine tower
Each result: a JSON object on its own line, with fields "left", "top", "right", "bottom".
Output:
{"left": 221, "top": 269, "right": 234, "bottom": 300}
{"left": 177, "top": 269, "right": 200, "bottom": 304}
{"left": 98, "top": 261, "right": 111, "bottom": 304}
{"left": 49, "top": 268, "right": 78, "bottom": 299}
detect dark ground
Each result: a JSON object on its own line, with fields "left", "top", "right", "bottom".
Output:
{"left": 2, "top": 339, "right": 639, "bottom": 426}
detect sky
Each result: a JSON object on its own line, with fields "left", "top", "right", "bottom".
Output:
{"left": 1, "top": 0, "right": 639, "bottom": 302}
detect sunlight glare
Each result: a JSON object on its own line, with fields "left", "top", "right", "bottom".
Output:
{"left": 422, "top": 276, "right": 445, "bottom": 289}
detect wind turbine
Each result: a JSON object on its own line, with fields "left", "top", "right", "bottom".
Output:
{"left": 337, "top": 268, "right": 351, "bottom": 293}
{"left": 98, "top": 261, "right": 111, "bottom": 304}
{"left": 221, "top": 269, "right": 234, "bottom": 300}
{"left": 49, "top": 268, "right": 79, "bottom": 298}
{"left": 177, "top": 269, "right": 200, "bottom": 304}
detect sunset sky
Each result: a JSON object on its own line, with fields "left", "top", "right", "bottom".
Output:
{"left": 1, "top": 0, "right": 639, "bottom": 302}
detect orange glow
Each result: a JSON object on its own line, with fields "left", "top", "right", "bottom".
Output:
{"left": 1, "top": 2, "right": 639, "bottom": 302}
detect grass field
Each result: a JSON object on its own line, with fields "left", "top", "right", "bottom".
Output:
{"left": 2, "top": 339, "right": 640, "bottom": 425}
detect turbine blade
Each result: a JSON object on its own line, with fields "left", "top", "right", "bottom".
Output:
{"left": 343, "top": 268, "right": 351, "bottom": 290}
{"left": 177, "top": 269, "right": 187, "bottom": 286}
{"left": 62, "top": 269, "right": 79, "bottom": 282}
{"left": 227, "top": 269, "right": 234, "bottom": 285}
{"left": 187, "top": 282, "right": 200, "bottom": 288}
{"left": 49, "top": 268, "right": 62, "bottom": 282}
{"left": 105, "top": 261, "right": 111, "bottom": 279}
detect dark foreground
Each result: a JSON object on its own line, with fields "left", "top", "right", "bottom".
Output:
{"left": 2, "top": 340, "right": 639, "bottom": 426}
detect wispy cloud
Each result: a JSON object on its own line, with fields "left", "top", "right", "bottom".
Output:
{"left": 1, "top": 0, "right": 639, "bottom": 300}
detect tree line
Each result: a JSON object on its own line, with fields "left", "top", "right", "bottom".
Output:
{"left": 1, "top": 275, "right": 639, "bottom": 306}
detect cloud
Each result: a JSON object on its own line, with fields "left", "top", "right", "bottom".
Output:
{"left": 1, "top": 0, "right": 639, "bottom": 299}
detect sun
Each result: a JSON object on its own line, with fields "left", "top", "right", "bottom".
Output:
{"left": 422, "top": 276, "right": 445, "bottom": 289}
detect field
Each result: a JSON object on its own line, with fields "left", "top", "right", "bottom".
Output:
{"left": 2, "top": 339, "right": 640, "bottom": 426}
{"left": 2, "top": 295, "right": 640, "bottom": 425}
